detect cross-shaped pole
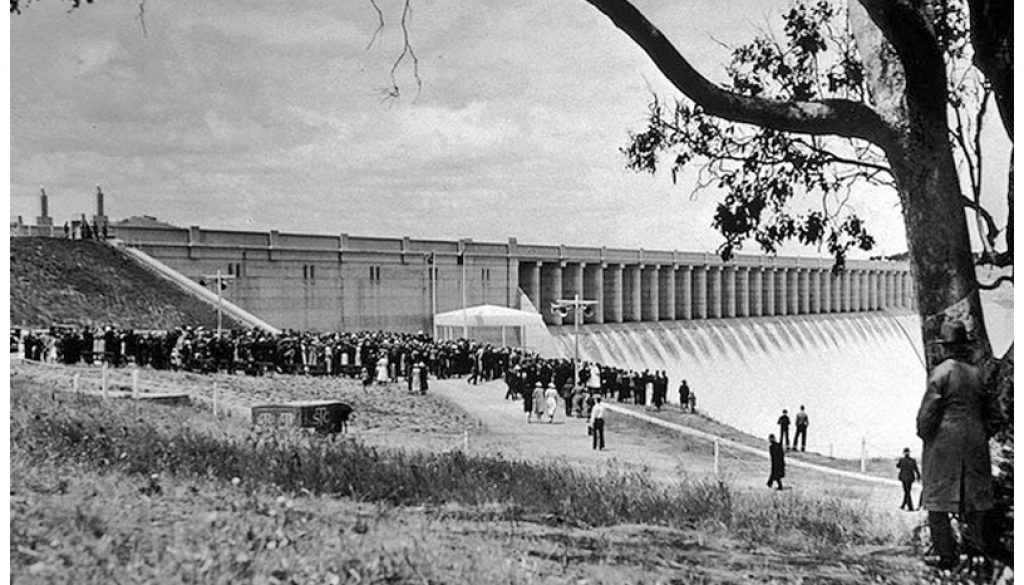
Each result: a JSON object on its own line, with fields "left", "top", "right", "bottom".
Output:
{"left": 551, "top": 293, "right": 598, "bottom": 386}
{"left": 201, "top": 269, "right": 236, "bottom": 336}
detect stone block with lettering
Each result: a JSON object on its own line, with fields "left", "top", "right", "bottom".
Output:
{"left": 251, "top": 400, "right": 352, "bottom": 434}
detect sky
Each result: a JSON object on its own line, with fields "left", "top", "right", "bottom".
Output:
{"left": 8, "top": 0, "right": 1012, "bottom": 258}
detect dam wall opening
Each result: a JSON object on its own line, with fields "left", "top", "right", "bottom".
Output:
{"left": 549, "top": 311, "right": 925, "bottom": 459}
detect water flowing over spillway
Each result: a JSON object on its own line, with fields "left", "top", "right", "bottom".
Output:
{"left": 549, "top": 311, "right": 925, "bottom": 459}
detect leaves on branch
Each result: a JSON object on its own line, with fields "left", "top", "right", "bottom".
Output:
{"left": 622, "top": 0, "right": 1009, "bottom": 270}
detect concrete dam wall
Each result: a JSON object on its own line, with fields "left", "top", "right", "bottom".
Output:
{"left": 74, "top": 223, "right": 913, "bottom": 334}
{"left": 549, "top": 311, "right": 925, "bottom": 459}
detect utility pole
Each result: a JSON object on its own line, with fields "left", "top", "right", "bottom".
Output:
{"left": 459, "top": 239, "right": 470, "bottom": 338}
{"left": 201, "top": 269, "right": 236, "bottom": 336}
{"left": 426, "top": 252, "right": 438, "bottom": 339}
{"left": 551, "top": 293, "right": 597, "bottom": 386}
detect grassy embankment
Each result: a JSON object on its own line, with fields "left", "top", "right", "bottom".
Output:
{"left": 10, "top": 237, "right": 238, "bottom": 329}
{"left": 11, "top": 373, "right": 941, "bottom": 584}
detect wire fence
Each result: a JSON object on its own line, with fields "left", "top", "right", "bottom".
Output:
{"left": 11, "top": 357, "right": 480, "bottom": 446}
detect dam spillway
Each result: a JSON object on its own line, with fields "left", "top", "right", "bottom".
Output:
{"left": 549, "top": 310, "right": 925, "bottom": 459}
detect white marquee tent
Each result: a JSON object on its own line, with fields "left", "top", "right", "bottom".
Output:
{"left": 434, "top": 304, "right": 558, "bottom": 357}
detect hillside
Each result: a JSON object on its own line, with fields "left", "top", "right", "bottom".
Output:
{"left": 10, "top": 237, "right": 239, "bottom": 330}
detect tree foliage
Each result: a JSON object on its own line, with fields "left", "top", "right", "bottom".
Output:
{"left": 622, "top": 0, "right": 1010, "bottom": 273}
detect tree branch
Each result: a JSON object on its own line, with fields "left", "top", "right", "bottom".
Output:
{"left": 856, "top": 0, "right": 949, "bottom": 117}
{"left": 966, "top": 0, "right": 1012, "bottom": 138}
{"left": 583, "top": 0, "right": 892, "bottom": 146}
{"left": 977, "top": 274, "right": 1013, "bottom": 289}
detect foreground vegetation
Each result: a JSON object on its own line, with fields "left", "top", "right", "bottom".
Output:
{"left": 10, "top": 379, "right": 964, "bottom": 583}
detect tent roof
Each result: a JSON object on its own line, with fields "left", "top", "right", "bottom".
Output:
{"left": 434, "top": 304, "right": 545, "bottom": 327}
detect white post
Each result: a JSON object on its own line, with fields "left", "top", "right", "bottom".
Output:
{"left": 860, "top": 437, "right": 867, "bottom": 473}
{"left": 714, "top": 439, "right": 720, "bottom": 476}
{"left": 101, "top": 363, "right": 108, "bottom": 399}
{"left": 132, "top": 367, "right": 140, "bottom": 398}
{"left": 212, "top": 383, "right": 219, "bottom": 418}
{"left": 430, "top": 255, "right": 438, "bottom": 340}
{"left": 461, "top": 254, "right": 468, "bottom": 338}
{"left": 72, "top": 373, "right": 80, "bottom": 394}
{"left": 573, "top": 293, "right": 581, "bottom": 386}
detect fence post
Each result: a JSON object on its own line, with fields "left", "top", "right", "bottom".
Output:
{"left": 132, "top": 367, "right": 140, "bottom": 399}
{"left": 860, "top": 437, "right": 867, "bottom": 473}
{"left": 212, "top": 383, "right": 219, "bottom": 418}
{"left": 101, "top": 363, "right": 108, "bottom": 399}
{"left": 72, "top": 373, "right": 80, "bottom": 394}
{"left": 714, "top": 439, "right": 720, "bottom": 476}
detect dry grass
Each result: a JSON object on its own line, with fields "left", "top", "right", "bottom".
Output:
{"left": 10, "top": 237, "right": 238, "bottom": 329}
{"left": 11, "top": 371, "right": 1001, "bottom": 584}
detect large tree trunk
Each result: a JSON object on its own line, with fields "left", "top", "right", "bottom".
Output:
{"left": 887, "top": 135, "right": 991, "bottom": 367}
{"left": 849, "top": 2, "right": 991, "bottom": 367}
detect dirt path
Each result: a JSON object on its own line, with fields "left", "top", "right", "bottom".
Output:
{"left": 432, "top": 378, "right": 922, "bottom": 536}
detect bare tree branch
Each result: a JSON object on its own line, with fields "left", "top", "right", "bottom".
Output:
{"left": 977, "top": 274, "right": 1013, "bottom": 289}
{"left": 136, "top": 0, "right": 147, "bottom": 37}
{"left": 365, "top": 0, "right": 385, "bottom": 50}
{"left": 382, "top": 0, "right": 421, "bottom": 100}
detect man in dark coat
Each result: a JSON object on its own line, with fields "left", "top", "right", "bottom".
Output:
{"left": 917, "top": 320, "right": 999, "bottom": 569}
{"left": 897, "top": 447, "right": 921, "bottom": 511}
{"left": 777, "top": 409, "right": 791, "bottom": 450}
{"left": 678, "top": 380, "right": 690, "bottom": 412}
{"left": 767, "top": 434, "right": 785, "bottom": 490}
{"left": 794, "top": 405, "right": 809, "bottom": 451}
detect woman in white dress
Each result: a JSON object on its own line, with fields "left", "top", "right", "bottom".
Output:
{"left": 544, "top": 383, "right": 559, "bottom": 423}
{"left": 375, "top": 354, "right": 390, "bottom": 384}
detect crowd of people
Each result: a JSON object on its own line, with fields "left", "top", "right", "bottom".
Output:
{"left": 12, "top": 325, "right": 693, "bottom": 410}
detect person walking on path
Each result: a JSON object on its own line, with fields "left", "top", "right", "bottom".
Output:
{"left": 678, "top": 380, "right": 690, "bottom": 412}
{"left": 777, "top": 409, "right": 791, "bottom": 450}
{"left": 897, "top": 447, "right": 921, "bottom": 511}
{"left": 589, "top": 396, "right": 606, "bottom": 450}
{"left": 794, "top": 405, "right": 809, "bottom": 451}
{"left": 524, "top": 381, "right": 537, "bottom": 423}
{"left": 544, "top": 383, "right": 559, "bottom": 423}
{"left": 531, "top": 382, "right": 546, "bottom": 423}
{"left": 767, "top": 434, "right": 785, "bottom": 490}
{"left": 916, "top": 320, "right": 1000, "bottom": 570}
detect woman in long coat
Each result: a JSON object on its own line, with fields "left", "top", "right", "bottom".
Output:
{"left": 524, "top": 381, "right": 538, "bottom": 423}
{"left": 544, "top": 383, "right": 559, "bottom": 423}
{"left": 916, "top": 320, "right": 997, "bottom": 568}
{"left": 531, "top": 382, "right": 546, "bottom": 423}
{"left": 767, "top": 434, "right": 785, "bottom": 490}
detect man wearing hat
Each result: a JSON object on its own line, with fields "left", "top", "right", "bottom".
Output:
{"left": 896, "top": 447, "right": 920, "bottom": 511}
{"left": 777, "top": 409, "right": 791, "bottom": 450}
{"left": 916, "top": 320, "right": 998, "bottom": 569}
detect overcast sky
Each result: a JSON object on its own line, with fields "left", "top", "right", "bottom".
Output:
{"left": 9, "top": 0, "right": 1011, "bottom": 258}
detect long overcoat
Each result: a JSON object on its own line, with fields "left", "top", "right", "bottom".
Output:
{"left": 769, "top": 441, "right": 785, "bottom": 481}
{"left": 916, "top": 357, "right": 995, "bottom": 513}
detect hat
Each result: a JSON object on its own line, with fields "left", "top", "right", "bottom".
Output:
{"left": 937, "top": 320, "right": 971, "bottom": 345}
{"left": 903, "top": 447, "right": 911, "bottom": 454}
